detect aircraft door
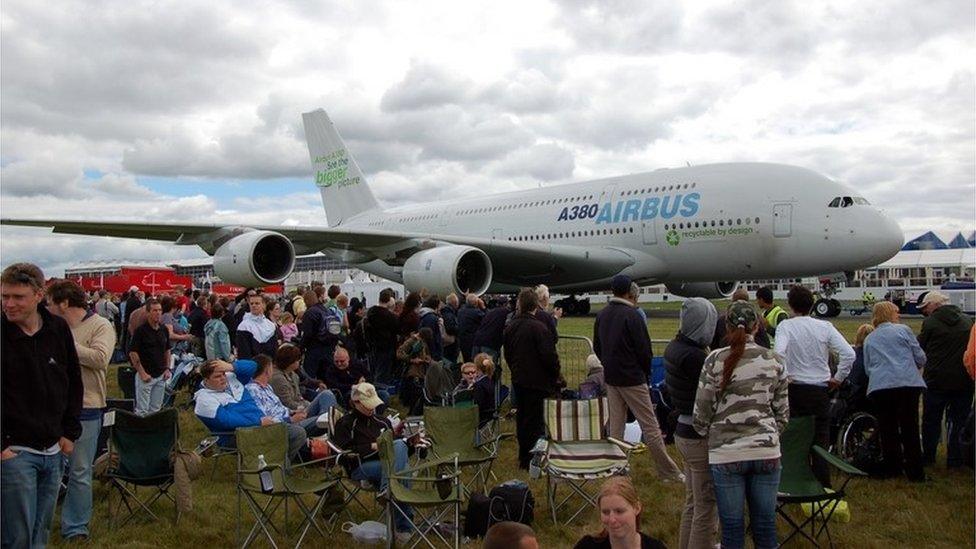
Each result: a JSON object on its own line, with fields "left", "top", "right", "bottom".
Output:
{"left": 773, "top": 203, "right": 792, "bottom": 237}
{"left": 641, "top": 219, "right": 657, "bottom": 245}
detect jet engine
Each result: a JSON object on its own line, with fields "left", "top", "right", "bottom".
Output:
{"left": 665, "top": 281, "right": 739, "bottom": 299}
{"left": 402, "top": 245, "right": 493, "bottom": 296}
{"left": 212, "top": 231, "right": 296, "bottom": 287}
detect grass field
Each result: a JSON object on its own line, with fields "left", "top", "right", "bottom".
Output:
{"left": 50, "top": 313, "right": 975, "bottom": 548}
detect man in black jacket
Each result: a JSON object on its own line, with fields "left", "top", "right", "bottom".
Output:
{"left": 456, "top": 293, "right": 485, "bottom": 362}
{"left": 917, "top": 290, "right": 975, "bottom": 467}
{"left": 503, "top": 288, "right": 562, "bottom": 469}
{"left": 363, "top": 289, "right": 399, "bottom": 386}
{"left": 594, "top": 274, "right": 683, "bottom": 482}
{"left": 2, "top": 263, "right": 83, "bottom": 548}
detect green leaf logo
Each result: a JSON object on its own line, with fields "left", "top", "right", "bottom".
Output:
{"left": 666, "top": 229, "right": 680, "bottom": 246}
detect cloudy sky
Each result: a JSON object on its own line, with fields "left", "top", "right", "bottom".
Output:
{"left": 1, "top": 0, "right": 973, "bottom": 277}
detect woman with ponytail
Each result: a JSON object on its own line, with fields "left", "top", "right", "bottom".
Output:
{"left": 693, "top": 301, "right": 790, "bottom": 549}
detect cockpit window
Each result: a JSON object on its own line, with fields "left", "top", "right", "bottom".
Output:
{"left": 854, "top": 197, "right": 870, "bottom": 205}
{"left": 841, "top": 196, "right": 854, "bottom": 207}
{"left": 828, "top": 197, "right": 841, "bottom": 208}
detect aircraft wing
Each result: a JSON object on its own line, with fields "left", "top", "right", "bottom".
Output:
{"left": 0, "top": 217, "right": 646, "bottom": 285}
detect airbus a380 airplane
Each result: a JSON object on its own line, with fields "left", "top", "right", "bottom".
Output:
{"left": 2, "top": 109, "right": 904, "bottom": 302}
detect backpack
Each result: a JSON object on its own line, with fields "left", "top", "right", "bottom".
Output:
{"left": 488, "top": 480, "right": 534, "bottom": 526}
{"left": 463, "top": 492, "right": 491, "bottom": 538}
{"left": 317, "top": 305, "right": 343, "bottom": 344}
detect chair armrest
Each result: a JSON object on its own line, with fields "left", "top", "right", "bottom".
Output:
{"left": 608, "top": 437, "right": 646, "bottom": 455}
{"left": 237, "top": 463, "right": 285, "bottom": 475}
{"left": 530, "top": 438, "right": 548, "bottom": 455}
{"left": 390, "top": 471, "right": 462, "bottom": 483}
{"left": 812, "top": 445, "right": 868, "bottom": 477}
{"left": 393, "top": 453, "right": 460, "bottom": 477}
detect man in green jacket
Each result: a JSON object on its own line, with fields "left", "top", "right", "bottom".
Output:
{"left": 917, "top": 291, "right": 974, "bottom": 468}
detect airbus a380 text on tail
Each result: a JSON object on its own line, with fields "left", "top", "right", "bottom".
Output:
{"left": 2, "top": 109, "right": 904, "bottom": 300}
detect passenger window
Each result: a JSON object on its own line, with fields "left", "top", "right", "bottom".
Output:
{"left": 828, "top": 197, "right": 841, "bottom": 208}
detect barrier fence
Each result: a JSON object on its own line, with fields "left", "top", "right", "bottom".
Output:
{"left": 555, "top": 335, "right": 671, "bottom": 390}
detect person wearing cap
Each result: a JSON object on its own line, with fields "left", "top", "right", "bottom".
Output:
{"left": 331, "top": 382, "right": 413, "bottom": 537}
{"left": 693, "top": 301, "right": 789, "bottom": 549}
{"left": 664, "top": 297, "right": 719, "bottom": 549}
{"left": 595, "top": 274, "right": 683, "bottom": 482}
{"left": 2, "top": 263, "right": 84, "bottom": 548}
{"left": 773, "top": 285, "right": 855, "bottom": 488}
{"left": 916, "top": 290, "right": 975, "bottom": 468}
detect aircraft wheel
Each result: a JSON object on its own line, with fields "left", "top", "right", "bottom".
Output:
{"left": 828, "top": 299, "right": 842, "bottom": 317}
{"left": 814, "top": 299, "right": 832, "bottom": 318}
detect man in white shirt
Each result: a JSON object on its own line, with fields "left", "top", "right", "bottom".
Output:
{"left": 774, "top": 285, "right": 855, "bottom": 487}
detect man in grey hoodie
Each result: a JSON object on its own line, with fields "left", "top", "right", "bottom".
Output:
{"left": 665, "top": 297, "right": 719, "bottom": 549}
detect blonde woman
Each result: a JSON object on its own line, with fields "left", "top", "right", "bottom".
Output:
{"left": 863, "top": 301, "right": 927, "bottom": 481}
{"left": 573, "top": 477, "right": 667, "bottom": 549}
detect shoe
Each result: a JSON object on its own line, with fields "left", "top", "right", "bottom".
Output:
{"left": 63, "top": 534, "right": 89, "bottom": 544}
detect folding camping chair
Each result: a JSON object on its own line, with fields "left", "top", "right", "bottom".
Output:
{"left": 105, "top": 408, "right": 180, "bottom": 528}
{"left": 777, "top": 416, "right": 867, "bottom": 548}
{"left": 235, "top": 423, "right": 343, "bottom": 548}
{"left": 531, "top": 398, "right": 642, "bottom": 525}
{"left": 377, "top": 430, "right": 462, "bottom": 549}
{"left": 423, "top": 405, "right": 502, "bottom": 497}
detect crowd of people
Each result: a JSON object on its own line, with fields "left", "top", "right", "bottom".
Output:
{"left": 2, "top": 258, "right": 974, "bottom": 548}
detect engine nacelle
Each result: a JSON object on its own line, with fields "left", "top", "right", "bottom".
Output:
{"left": 402, "top": 246, "right": 492, "bottom": 296}
{"left": 213, "top": 231, "right": 296, "bottom": 287}
{"left": 665, "top": 281, "right": 739, "bottom": 299}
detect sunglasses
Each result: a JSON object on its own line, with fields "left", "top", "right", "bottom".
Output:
{"left": 8, "top": 271, "right": 40, "bottom": 288}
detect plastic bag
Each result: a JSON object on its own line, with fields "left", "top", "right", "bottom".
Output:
{"left": 341, "top": 520, "right": 387, "bottom": 544}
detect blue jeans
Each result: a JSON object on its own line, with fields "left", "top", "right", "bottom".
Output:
{"left": 61, "top": 414, "right": 102, "bottom": 539}
{"left": 135, "top": 374, "right": 166, "bottom": 415}
{"left": 1, "top": 450, "right": 64, "bottom": 548}
{"left": 351, "top": 440, "right": 412, "bottom": 532}
{"left": 296, "top": 390, "right": 339, "bottom": 434}
{"left": 922, "top": 388, "right": 975, "bottom": 467}
{"left": 710, "top": 458, "right": 781, "bottom": 549}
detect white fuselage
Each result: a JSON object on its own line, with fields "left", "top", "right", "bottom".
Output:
{"left": 340, "top": 163, "right": 903, "bottom": 292}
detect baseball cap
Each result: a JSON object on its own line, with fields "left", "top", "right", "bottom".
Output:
{"left": 350, "top": 382, "right": 384, "bottom": 410}
{"left": 917, "top": 291, "right": 948, "bottom": 309}
{"left": 610, "top": 274, "right": 632, "bottom": 295}
{"left": 726, "top": 300, "right": 758, "bottom": 329}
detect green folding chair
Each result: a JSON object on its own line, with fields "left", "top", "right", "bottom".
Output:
{"left": 105, "top": 407, "right": 180, "bottom": 528}
{"left": 235, "top": 423, "right": 343, "bottom": 548}
{"left": 777, "top": 415, "right": 867, "bottom": 547}
{"left": 377, "top": 430, "right": 462, "bottom": 549}
{"left": 423, "top": 406, "right": 502, "bottom": 497}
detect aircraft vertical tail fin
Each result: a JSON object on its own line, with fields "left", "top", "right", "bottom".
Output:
{"left": 302, "top": 109, "right": 380, "bottom": 227}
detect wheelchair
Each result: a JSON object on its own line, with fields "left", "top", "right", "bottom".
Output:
{"left": 828, "top": 379, "right": 883, "bottom": 475}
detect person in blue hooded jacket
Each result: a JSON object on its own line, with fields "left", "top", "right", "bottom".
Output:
{"left": 194, "top": 358, "right": 306, "bottom": 458}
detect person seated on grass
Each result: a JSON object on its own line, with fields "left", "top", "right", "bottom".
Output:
{"left": 268, "top": 344, "right": 338, "bottom": 415}
{"left": 483, "top": 521, "right": 539, "bottom": 549}
{"left": 331, "top": 383, "right": 414, "bottom": 542}
{"left": 323, "top": 346, "right": 388, "bottom": 410}
{"left": 246, "top": 354, "right": 333, "bottom": 439}
{"left": 194, "top": 358, "right": 306, "bottom": 459}
{"left": 573, "top": 477, "right": 667, "bottom": 549}
{"left": 460, "top": 356, "right": 498, "bottom": 427}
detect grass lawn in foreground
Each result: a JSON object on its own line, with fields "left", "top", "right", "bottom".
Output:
{"left": 50, "top": 314, "right": 974, "bottom": 548}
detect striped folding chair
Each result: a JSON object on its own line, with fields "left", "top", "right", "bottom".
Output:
{"left": 531, "top": 398, "right": 642, "bottom": 524}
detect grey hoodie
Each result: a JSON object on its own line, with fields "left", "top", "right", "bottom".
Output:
{"left": 680, "top": 298, "right": 718, "bottom": 347}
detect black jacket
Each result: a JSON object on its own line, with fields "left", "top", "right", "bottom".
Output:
{"left": 594, "top": 299, "right": 653, "bottom": 387}
{"left": 663, "top": 333, "right": 708, "bottom": 415}
{"left": 503, "top": 313, "right": 561, "bottom": 392}
{"left": 473, "top": 306, "right": 510, "bottom": 350}
{"left": 331, "top": 408, "right": 393, "bottom": 472}
{"left": 534, "top": 309, "right": 559, "bottom": 343}
{"left": 918, "top": 305, "right": 974, "bottom": 391}
{"left": 235, "top": 330, "right": 278, "bottom": 360}
{"left": 364, "top": 305, "right": 398, "bottom": 352}
{"left": 2, "top": 306, "right": 83, "bottom": 451}
{"left": 456, "top": 305, "right": 485, "bottom": 355}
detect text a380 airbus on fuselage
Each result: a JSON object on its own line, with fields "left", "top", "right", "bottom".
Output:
{"left": 1, "top": 109, "right": 904, "bottom": 300}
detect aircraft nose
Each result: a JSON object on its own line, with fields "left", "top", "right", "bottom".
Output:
{"left": 876, "top": 212, "right": 904, "bottom": 261}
